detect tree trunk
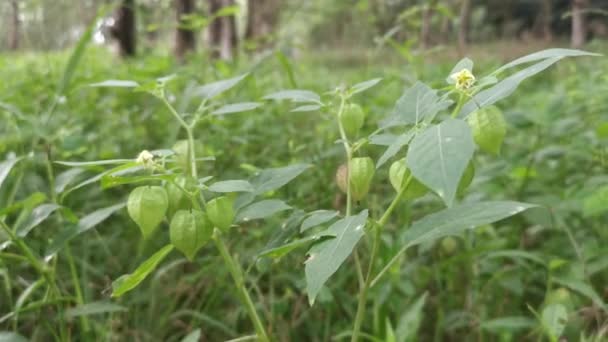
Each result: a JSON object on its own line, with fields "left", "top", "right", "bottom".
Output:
{"left": 571, "top": 0, "right": 588, "bottom": 48}
{"left": 539, "top": 0, "right": 553, "bottom": 42}
{"left": 174, "top": 0, "right": 196, "bottom": 61}
{"left": 458, "top": 0, "right": 471, "bottom": 54}
{"left": 245, "top": 0, "right": 281, "bottom": 50}
{"left": 208, "top": 0, "right": 238, "bottom": 60}
{"left": 9, "top": 0, "right": 19, "bottom": 50}
{"left": 110, "top": 0, "right": 137, "bottom": 57}
{"left": 420, "top": 0, "right": 438, "bottom": 50}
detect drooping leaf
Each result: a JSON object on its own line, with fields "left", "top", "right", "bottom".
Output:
{"left": 194, "top": 73, "right": 249, "bottom": 99}
{"left": 263, "top": 90, "right": 322, "bottom": 104}
{"left": 112, "top": 244, "right": 174, "bottom": 297}
{"left": 208, "top": 180, "right": 254, "bottom": 193}
{"left": 65, "top": 301, "right": 127, "bottom": 318}
{"left": 402, "top": 201, "right": 535, "bottom": 248}
{"left": 305, "top": 210, "right": 368, "bottom": 305}
{"left": 54, "top": 168, "right": 85, "bottom": 194}
{"left": 350, "top": 78, "right": 382, "bottom": 95}
{"left": 236, "top": 200, "right": 291, "bottom": 222}
{"left": 211, "top": 102, "right": 263, "bottom": 116}
{"left": 16, "top": 204, "right": 62, "bottom": 238}
{"left": 381, "top": 82, "right": 452, "bottom": 128}
{"left": 250, "top": 164, "right": 311, "bottom": 195}
{"left": 493, "top": 48, "right": 600, "bottom": 75}
{"left": 406, "top": 119, "right": 475, "bottom": 207}
{"left": 300, "top": 210, "right": 339, "bottom": 232}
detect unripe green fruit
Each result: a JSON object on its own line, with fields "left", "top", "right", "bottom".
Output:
{"left": 457, "top": 162, "right": 475, "bottom": 196}
{"left": 165, "top": 176, "right": 189, "bottom": 218}
{"left": 388, "top": 159, "right": 429, "bottom": 199}
{"left": 341, "top": 104, "right": 365, "bottom": 138}
{"left": 127, "top": 186, "right": 169, "bottom": 239}
{"left": 440, "top": 236, "right": 458, "bottom": 255}
{"left": 169, "top": 209, "right": 212, "bottom": 261}
{"left": 349, "top": 157, "right": 375, "bottom": 201}
{"left": 206, "top": 196, "right": 235, "bottom": 232}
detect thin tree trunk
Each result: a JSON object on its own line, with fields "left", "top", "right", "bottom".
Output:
{"left": 540, "top": 0, "right": 553, "bottom": 42}
{"left": 110, "top": 0, "right": 137, "bottom": 57}
{"left": 571, "top": 0, "right": 588, "bottom": 48}
{"left": 458, "top": 0, "right": 471, "bottom": 54}
{"left": 174, "top": 0, "right": 196, "bottom": 61}
{"left": 9, "top": 0, "right": 19, "bottom": 50}
{"left": 245, "top": 0, "right": 281, "bottom": 50}
{"left": 208, "top": 0, "right": 238, "bottom": 60}
{"left": 420, "top": 0, "right": 438, "bottom": 50}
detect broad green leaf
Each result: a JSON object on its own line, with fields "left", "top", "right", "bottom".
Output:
{"left": 402, "top": 201, "right": 535, "bottom": 248}
{"left": 460, "top": 57, "right": 563, "bottom": 117}
{"left": 291, "top": 104, "right": 322, "bottom": 112}
{"left": 541, "top": 304, "right": 567, "bottom": 340}
{"left": 194, "top": 73, "right": 249, "bottom": 99}
{"left": 89, "top": 80, "right": 139, "bottom": 88}
{"left": 211, "top": 102, "right": 262, "bottom": 116}
{"left": 305, "top": 210, "right": 368, "bottom": 305}
{"left": 0, "top": 332, "right": 28, "bottom": 342}
{"left": 263, "top": 90, "right": 322, "bottom": 104}
{"left": 480, "top": 316, "right": 535, "bottom": 332}
{"left": 208, "top": 180, "right": 253, "bottom": 193}
{"left": 16, "top": 204, "right": 62, "bottom": 238}
{"left": 553, "top": 277, "right": 607, "bottom": 311}
{"left": 493, "top": 48, "right": 600, "bottom": 75}
{"left": 0, "top": 157, "right": 22, "bottom": 190}
{"left": 406, "top": 119, "right": 475, "bottom": 207}
{"left": 65, "top": 301, "right": 127, "bottom": 318}
{"left": 377, "top": 130, "right": 415, "bottom": 168}
{"left": 446, "top": 57, "right": 474, "bottom": 84}
{"left": 396, "top": 292, "right": 427, "bottom": 342}
{"left": 300, "top": 210, "right": 339, "bottom": 232}
{"left": 251, "top": 164, "right": 311, "bottom": 195}
{"left": 350, "top": 78, "right": 382, "bottom": 95}
{"left": 181, "top": 329, "right": 201, "bottom": 342}
{"left": 112, "top": 244, "right": 174, "bottom": 297}
{"left": 467, "top": 106, "right": 507, "bottom": 155}
{"left": 582, "top": 186, "right": 608, "bottom": 217}
{"left": 55, "top": 159, "right": 132, "bottom": 167}
{"left": 46, "top": 203, "right": 126, "bottom": 256}
{"left": 54, "top": 168, "right": 85, "bottom": 194}
{"left": 236, "top": 200, "right": 291, "bottom": 222}
{"left": 258, "top": 233, "right": 334, "bottom": 259}
{"left": 0, "top": 192, "right": 46, "bottom": 217}
{"left": 381, "top": 82, "right": 452, "bottom": 128}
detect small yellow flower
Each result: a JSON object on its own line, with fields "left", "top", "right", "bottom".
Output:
{"left": 136, "top": 150, "right": 155, "bottom": 168}
{"left": 450, "top": 69, "right": 476, "bottom": 91}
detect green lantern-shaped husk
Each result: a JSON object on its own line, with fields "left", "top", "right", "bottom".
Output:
{"left": 206, "top": 196, "right": 235, "bottom": 232}
{"left": 170, "top": 209, "right": 213, "bottom": 261}
{"left": 127, "top": 186, "right": 169, "bottom": 239}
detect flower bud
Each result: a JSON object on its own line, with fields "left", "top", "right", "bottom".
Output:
{"left": 341, "top": 104, "right": 365, "bottom": 138}
{"left": 170, "top": 209, "right": 212, "bottom": 261}
{"left": 206, "top": 196, "right": 235, "bottom": 232}
{"left": 127, "top": 186, "right": 169, "bottom": 239}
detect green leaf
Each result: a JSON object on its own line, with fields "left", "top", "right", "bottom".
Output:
{"left": 0, "top": 332, "right": 29, "bottom": 342}
{"left": 208, "top": 180, "right": 253, "bottom": 193}
{"left": 291, "top": 104, "right": 322, "bottom": 112}
{"left": 258, "top": 233, "right": 334, "bottom": 259}
{"left": 396, "top": 292, "right": 427, "bottom": 342}
{"left": 406, "top": 119, "right": 475, "bottom": 207}
{"left": 0, "top": 156, "right": 22, "bottom": 190}
{"left": 46, "top": 203, "right": 126, "bottom": 256}
{"left": 194, "top": 73, "right": 249, "bottom": 99}
{"left": 553, "top": 277, "right": 607, "bottom": 311}
{"left": 300, "top": 210, "right": 339, "bottom": 232}
{"left": 541, "top": 304, "right": 568, "bottom": 340}
{"left": 263, "top": 90, "right": 322, "bottom": 104}
{"left": 211, "top": 102, "right": 263, "bottom": 116}
{"left": 483, "top": 250, "right": 546, "bottom": 266}
{"left": 350, "top": 78, "right": 382, "bottom": 95}
{"left": 377, "top": 130, "right": 415, "bottom": 168}
{"left": 460, "top": 57, "right": 564, "bottom": 117}
{"left": 381, "top": 82, "right": 452, "bottom": 128}
{"left": 250, "top": 164, "right": 311, "bottom": 195}
{"left": 55, "top": 159, "right": 132, "bottom": 167}
{"left": 467, "top": 106, "right": 507, "bottom": 155}
{"left": 65, "top": 301, "right": 127, "bottom": 318}
{"left": 54, "top": 168, "right": 85, "bottom": 194}
{"left": 181, "top": 329, "right": 201, "bottom": 342}
{"left": 112, "top": 244, "right": 174, "bottom": 297}
{"left": 89, "top": 80, "right": 139, "bottom": 88}
{"left": 480, "top": 316, "right": 535, "bottom": 332}
{"left": 236, "top": 200, "right": 291, "bottom": 222}
{"left": 16, "top": 204, "right": 62, "bottom": 238}
{"left": 305, "top": 210, "right": 368, "bottom": 305}
{"left": 582, "top": 185, "right": 608, "bottom": 217}
{"left": 276, "top": 51, "right": 298, "bottom": 88}
{"left": 402, "top": 201, "right": 535, "bottom": 248}
{"left": 493, "top": 48, "right": 600, "bottom": 75}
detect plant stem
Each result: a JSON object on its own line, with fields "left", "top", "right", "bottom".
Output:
{"left": 161, "top": 97, "right": 198, "bottom": 179}
{"left": 335, "top": 95, "right": 352, "bottom": 216}
{"left": 0, "top": 220, "right": 50, "bottom": 285}
{"left": 212, "top": 229, "right": 270, "bottom": 342}
{"left": 66, "top": 246, "right": 90, "bottom": 332}
{"left": 350, "top": 175, "right": 412, "bottom": 342}
{"left": 451, "top": 92, "right": 466, "bottom": 118}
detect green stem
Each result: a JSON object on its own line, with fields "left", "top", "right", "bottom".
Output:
{"left": 451, "top": 92, "right": 466, "bottom": 118}
{"left": 0, "top": 221, "right": 50, "bottom": 285}
{"left": 66, "top": 246, "right": 90, "bottom": 332}
{"left": 350, "top": 176, "right": 412, "bottom": 342}
{"left": 161, "top": 97, "right": 198, "bottom": 179}
{"left": 335, "top": 96, "right": 352, "bottom": 216}
{"left": 212, "top": 229, "right": 270, "bottom": 342}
